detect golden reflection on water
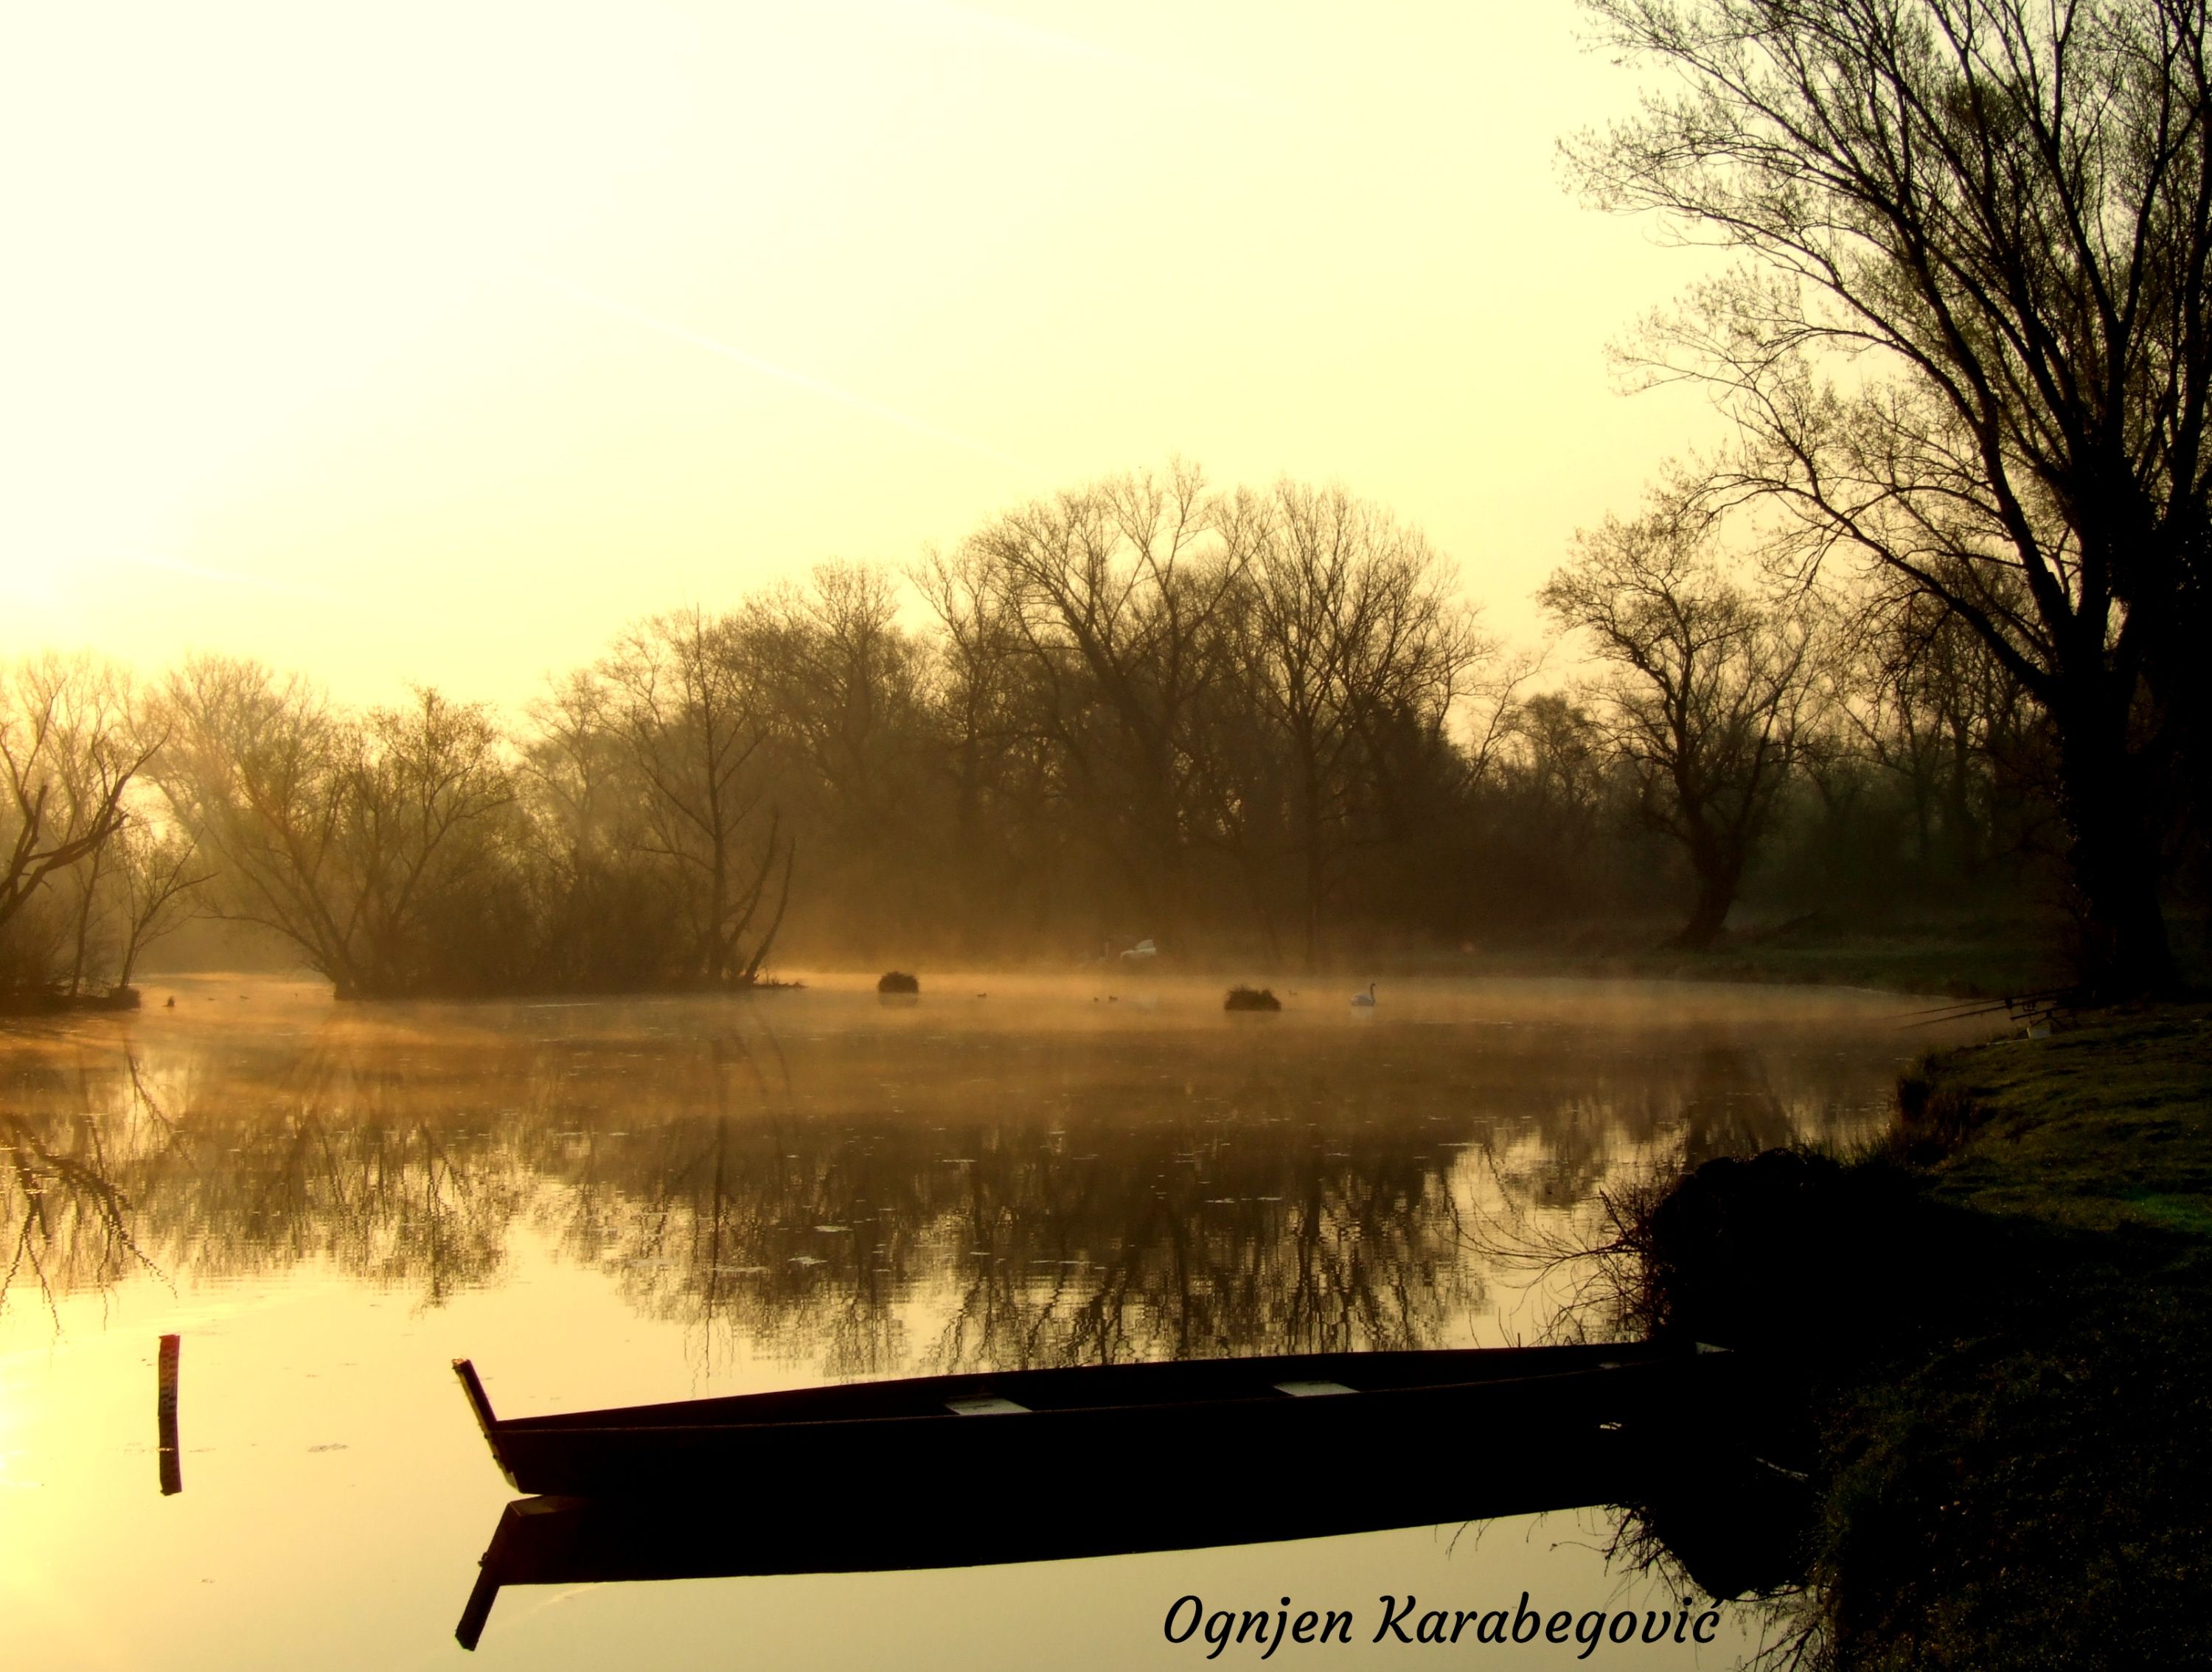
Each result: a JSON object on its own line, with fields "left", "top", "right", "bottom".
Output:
{"left": 0, "top": 973, "right": 1986, "bottom": 1668}
{"left": 3, "top": 973, "right": 1941, "bottom": 1367}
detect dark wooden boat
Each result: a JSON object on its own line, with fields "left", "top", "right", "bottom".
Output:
{"left": 453, "top": 1341, "right": 1731, "bottom": 1502}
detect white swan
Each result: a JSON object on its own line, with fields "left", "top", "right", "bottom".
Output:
{"left": 1351, "top": 982, "right": 1377, "bottom": 1008}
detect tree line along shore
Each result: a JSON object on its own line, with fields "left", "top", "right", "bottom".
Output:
{"left": 10, "top": 0, "right": 2212, "bottom": 1005}
{"left": 0, "top": 460, "right": 2197, "bottom": 1006}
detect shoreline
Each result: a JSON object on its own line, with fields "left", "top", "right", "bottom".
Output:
{"left": 1632, "top": 1004, "right": 2212, "bottom": 1668}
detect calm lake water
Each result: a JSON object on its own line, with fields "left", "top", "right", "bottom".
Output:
{"left": 0, "top": 973, "right": 1992, "bottom": 1670}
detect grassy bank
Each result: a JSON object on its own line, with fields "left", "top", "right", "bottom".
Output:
{"left": 1907, "top": 1005, "right": 2212, "bottom": 1233}
{"left": 1446, "top": 913, "right": 2077, "bottom": 997}
{"left": 1838, "top": 1009, "right": 2212, "bottom": 1669}
{"left": 1638, "top": 1006, "right": 2212, "bottom": 1668}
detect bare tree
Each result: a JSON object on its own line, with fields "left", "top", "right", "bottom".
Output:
{"left": 1468, "top": 692, "right": 1636, "bottom": 928}
{"left": 1567, "top": 0, "right": 2212, "bottom": 989}
{"left": 599, "top": 610, "right": 791, "bottom": 986}
{"left": 1217, "top": 481, "right": 1491, "bottom": 966}
{"left": 341, "top": 689, "right": 519, "bottom": 993}
{"left": 0, "top": 655, "right": 153, "bottom": 983}
{"left": 517, "top": 670, "right": 675, "bottom": 989}
{"left": 154, "top": 656, "right": 352, "bottom": 976}
{"left": 155, "top": 659, "right": 515, "bottom": 996}
{"left": 109, "top": 821, "right": 211, "bottom": 988}
{"left": 744, "top": 562, "right": 931, "bottom": 846}
{"left": 1542, "top": 502, "right": 1823, "bottom": 948}
{"left": 1835, "top": 568, "right": 2048, "bottom": 882}
{"left": 18, "top": 657, "right": 138, "bottom": 994}
{"left": 954, "top": 461, "right": 1248, "bottom": 922}
{"left": 915, "top": 543, "right": 1037, "bottom": 879}
{"left": 521, "top": 669, "right": 627, "bottom": 872}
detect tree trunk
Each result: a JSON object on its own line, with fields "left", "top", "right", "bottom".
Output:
{"left": 1669, "top": 837, "right": 1742, "bottom": 952}
{"left": 1944, "top": 713, "right": 1980, "bottom": 882}
{"left": 1299, "top": 750, "right": 1324, "bottom": 974}
{"left": 2053, "top": 697, "right": 2177, "bottom": 996}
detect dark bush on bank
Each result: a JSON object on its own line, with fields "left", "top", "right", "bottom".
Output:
{"left": 1621, "top": 1147, "right": 2011, "bottom": 1365}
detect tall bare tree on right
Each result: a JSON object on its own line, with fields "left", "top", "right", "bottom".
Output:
{"left": 1569, "top": 0, "right": 2212, "bottom": 992}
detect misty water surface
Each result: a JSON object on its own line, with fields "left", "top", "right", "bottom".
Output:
{"left": 0, "top": 974, "right": 1992, "bottom": 1670}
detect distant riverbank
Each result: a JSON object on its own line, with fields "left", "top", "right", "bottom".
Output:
{"left": 102, "top": 907, "right": 2128, "bottom": 1007}
{"left": 1635, "top": 1006, "right": 2212, "bottom": 1668}
{"left": 1374, "top": 916, "right": 2070, "bottom": 999}
{"left": 0, "top": 983, "right": 142, "bottom": 1016}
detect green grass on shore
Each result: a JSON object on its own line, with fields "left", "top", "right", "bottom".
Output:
{"left": 1913, "top": 1004, "right": 2212, "bottom": 1235}
{"left": 1809, "top": 1008, "right": 2212, "bottom": 1670}
{"left": 1629, "top": 1006, "right": 2212, "bottom": 1667}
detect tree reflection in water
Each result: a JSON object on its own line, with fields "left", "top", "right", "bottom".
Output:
{"left": 0, "top": 997, "right": 1889, "bottom": 1381}
{"left": 1, "top": 1109, "right": 159, "bottom": 1320}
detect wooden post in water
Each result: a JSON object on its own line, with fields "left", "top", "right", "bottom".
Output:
{"left": 156, "top": 1334, "right": 181, "bottom": 1495}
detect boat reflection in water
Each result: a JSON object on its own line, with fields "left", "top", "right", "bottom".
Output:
{"left": 454, "top": 1342, "right": 1811, "bottom": 1649}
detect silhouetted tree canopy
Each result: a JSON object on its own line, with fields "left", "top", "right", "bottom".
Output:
{"left": 0, "top": 459, "right": 2150, "bottom": 999}
{"left": 1543, "top": 497, "right": 1824, "bottom": 948}
{"left": 1568, "top": 0, "right": 2212, "bottom": 990}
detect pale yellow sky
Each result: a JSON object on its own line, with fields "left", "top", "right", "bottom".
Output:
{"left": 2, "top": 0, "right": 1722, "bottom": 707}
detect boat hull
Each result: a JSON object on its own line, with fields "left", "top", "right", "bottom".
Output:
{"left": 460, "top": 1344, "right": 1725, "bottom": 1499}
